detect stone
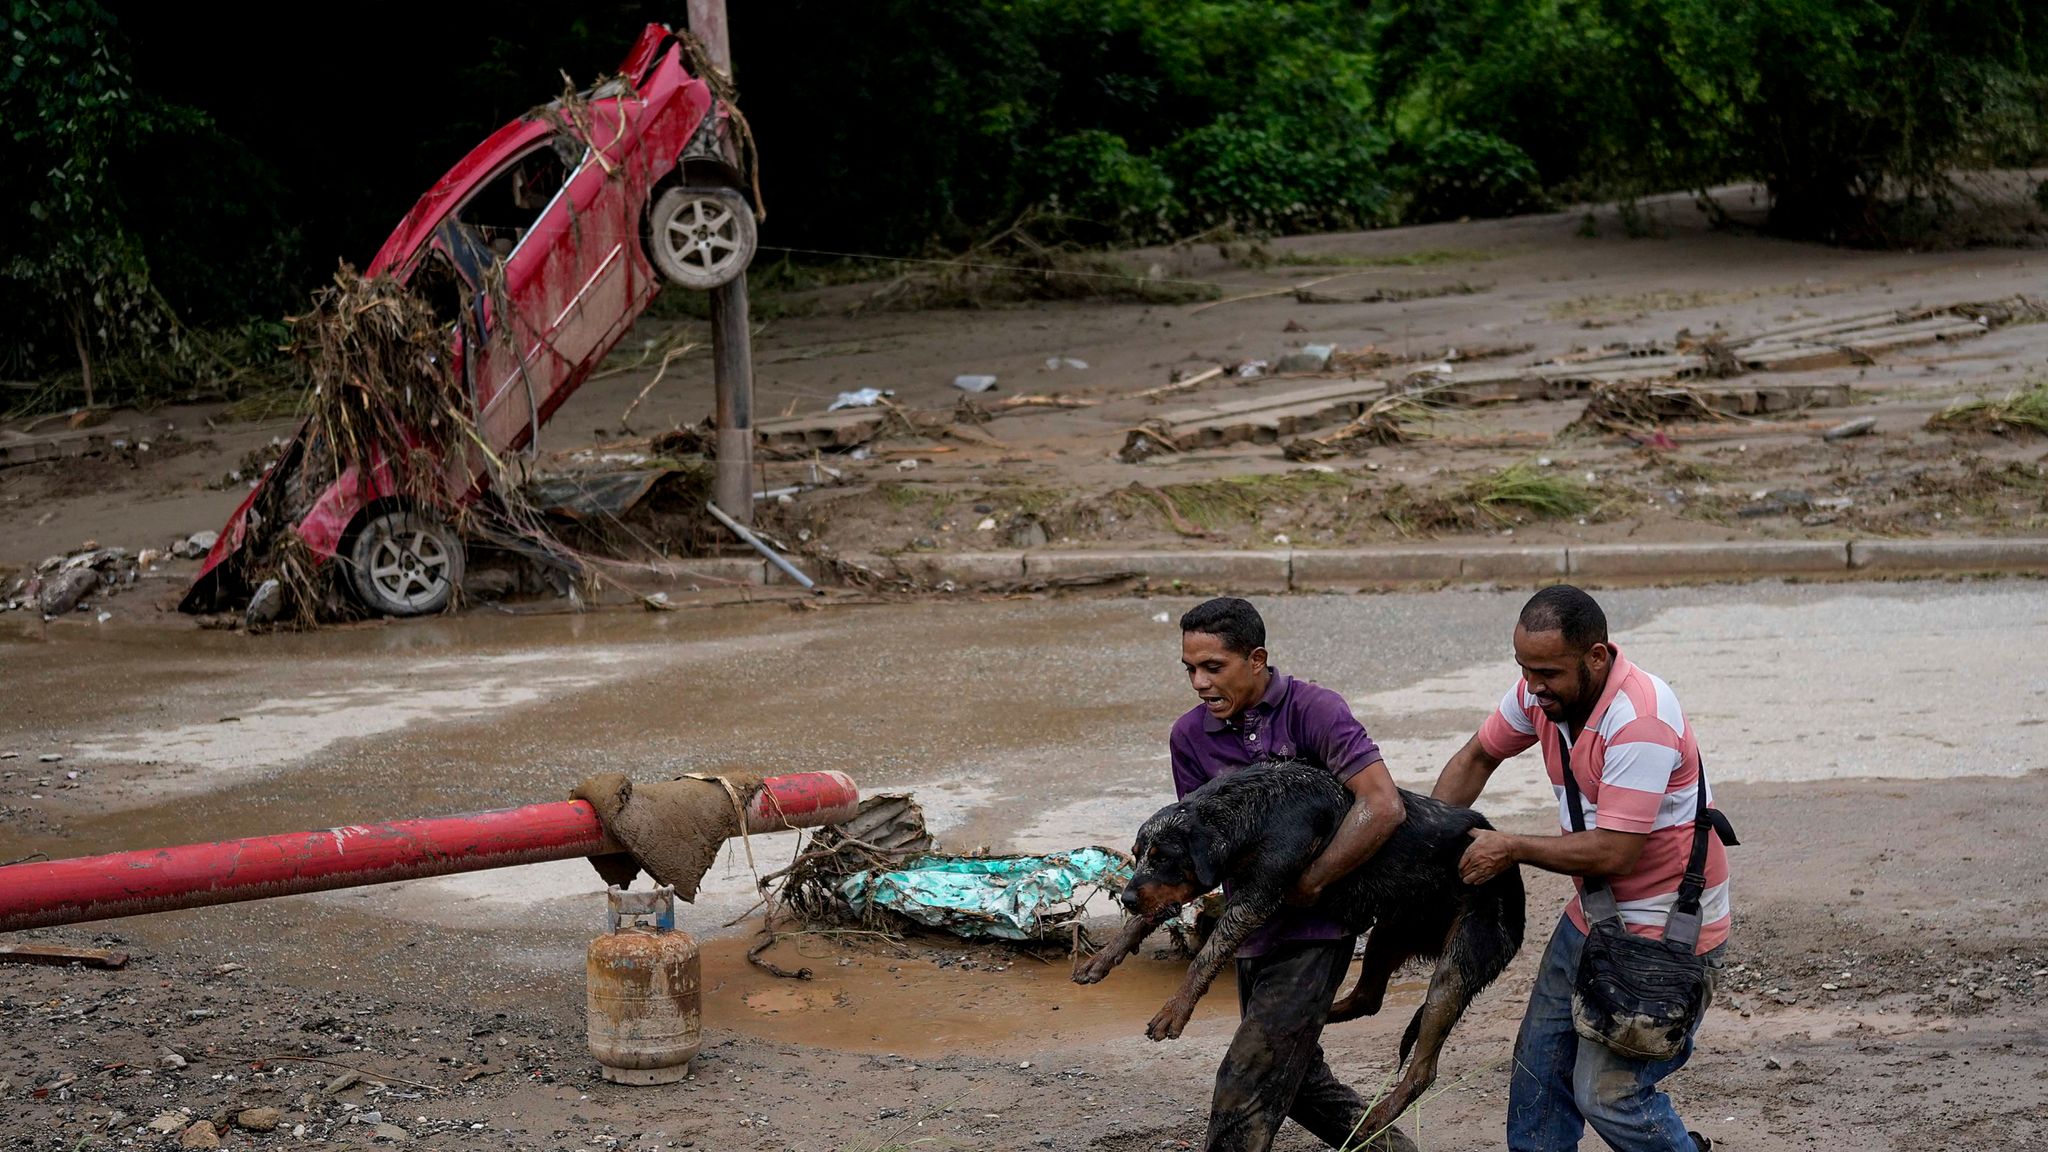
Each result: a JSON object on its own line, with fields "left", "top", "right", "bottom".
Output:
{"left": 372, "top": 1122, "right": 410, "bottom": 1142}
{"left": 235, "top": 1106, "right": 283, "bottom": 1132}
{"left": 161, "top": 1051, "right": 187, "bottom": 1070}
{"left": 147, "top": 1112, "right": 187, "bottom": 1134}
{"left": 179, "top": 1121, "right": 221, "bottom": 1150}
{"left": 37, "top": 568, "right": 99, "bottom": 617}
{"left": 1007, "top": 518, "right": 1049, "bottom": 550}
{"left": 463, "top": 568, "right": 518, "bottom": 600}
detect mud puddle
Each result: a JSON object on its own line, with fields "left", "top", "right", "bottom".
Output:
{"left": 699, "top": 933, "right": 1428, "bottom": 1056}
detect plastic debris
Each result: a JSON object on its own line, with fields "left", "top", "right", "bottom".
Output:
{"left": 952, "top": 374, "right": 999, "bottom": 393}
{"left": 1042, "top": 357, "right": 1088, "bottom": 371}
{"left": 841, "top": 848, "right": 1133, "bottom": 941}
{"left": 827, "top": 388, "right": 894, "bottom": 412}
{"left": 1233, "top": 359, "right": 1268, "bottom": 379}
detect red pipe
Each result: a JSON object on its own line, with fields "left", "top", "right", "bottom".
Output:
{"left": 0, "top": 771, "right": 858, "bottom": 933}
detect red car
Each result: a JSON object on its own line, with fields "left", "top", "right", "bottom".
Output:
{"left": 183, "top": 24, "right": 755, "bottom": 617}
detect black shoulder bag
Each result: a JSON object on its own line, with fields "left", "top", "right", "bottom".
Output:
{"left": 1559, "top": 727, "right": 1738, "bottom": 1061}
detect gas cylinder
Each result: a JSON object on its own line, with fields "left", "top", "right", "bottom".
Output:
{"left": 586, "top": 885, "right": 701, "bottom": 1084}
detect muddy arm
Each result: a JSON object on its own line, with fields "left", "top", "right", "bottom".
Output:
{"left": 1072, "top": 906, "right": 1173, "bottom": 985}
{"left": 1146, "top": 888, "right": 1280, "bottom": 1041}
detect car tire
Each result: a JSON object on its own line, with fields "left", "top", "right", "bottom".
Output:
{"left": 648, "top": 185, "right": 757, "bottom": 290}
{"left": 346, "top": 509, "right": 464, "bottom": 617}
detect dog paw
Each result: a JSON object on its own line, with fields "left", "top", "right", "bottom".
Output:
{"left": 1145, "top": 1002, "right": 1191, "bottom": 1041}
{"left": 1326, "top": 995, "right": 1381, "bottom": 1024}
{"left": 1071, "top": 958, "right": 1113, "bottom": 986}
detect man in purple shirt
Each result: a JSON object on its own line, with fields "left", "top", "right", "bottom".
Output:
{"left": 1170, "top": 598, "right": 1410, "bottom": 1152}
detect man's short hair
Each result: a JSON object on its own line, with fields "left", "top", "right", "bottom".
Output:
{"left": 1518, "top": 585, "right": 1609, "bottom": 651}
{"left": 1180, "top": 597, "right": 1266, "bottom": 656}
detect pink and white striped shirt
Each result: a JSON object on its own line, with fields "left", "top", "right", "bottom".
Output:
{"left": 1477, "top": 646, "right": 1731, "bottom": 954}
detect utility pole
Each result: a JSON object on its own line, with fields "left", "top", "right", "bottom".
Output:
{"left": 686, "top": 0, "right": 754, "bottom": 526}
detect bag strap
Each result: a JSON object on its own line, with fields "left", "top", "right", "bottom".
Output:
{"left": 1663, "top": 755, "right": 1714, "bottom": 951}
{"left": 1556, "top": 726, "right": 1624, "bottom": 926}
{"left": 1559, "top": 723, "right": 1721, "bottom": 949}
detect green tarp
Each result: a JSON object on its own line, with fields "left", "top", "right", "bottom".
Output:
{"left": 839, "top": 847, "right": 1133, "bottom": 941}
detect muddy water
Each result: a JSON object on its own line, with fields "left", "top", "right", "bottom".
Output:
{"left": 3, "top": 580, "right": 2044, "bottom": 1056}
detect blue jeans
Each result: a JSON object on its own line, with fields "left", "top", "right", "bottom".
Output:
{"left": 1507, "top": 914, "right": 1723, "bottom": 1152}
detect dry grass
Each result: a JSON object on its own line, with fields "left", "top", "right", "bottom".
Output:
{"left": 1929, "top": 381, "right": 2048, "bottom": 435}
{"left": 1461, "top": 461, "right": 1599, "bottom": 518}
{"left": 1123, "top": 471, "right": 1354, "bottom": 533}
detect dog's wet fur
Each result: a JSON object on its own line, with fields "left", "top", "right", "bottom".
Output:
{"left": 1073, "top": 761, "right": 1525, "bottom": 1138}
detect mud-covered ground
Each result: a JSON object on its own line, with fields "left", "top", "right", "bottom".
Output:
{"left": 4, "top": 584, "right": 2046, "bottom": 1149}
{"left": 6, "top": 771, "right": 2044, "bottom": 1151}
{"left": 5, "top": 184, "right": 2048, "bottom": 598}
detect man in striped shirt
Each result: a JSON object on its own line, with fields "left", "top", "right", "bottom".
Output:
{"left": 1433, "top": 585, "right": 1730, "bottom": 1152}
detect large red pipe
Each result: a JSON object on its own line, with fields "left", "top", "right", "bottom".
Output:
{"left": 0, "top": 771, "right": 857, "bottom": 933}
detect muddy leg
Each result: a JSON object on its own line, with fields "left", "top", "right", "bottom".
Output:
{"left": 1328, "top": 927, "right": 1408, "bottom": 1024}
{"left": 1356, "top": 923, "right": 1481, "bottom": 1140}
{"left": 1149, "top": 890, "right": 1279, "bottom": 1041}
{"left": 1072, "top": 907, "right": 1172, "bottom": 985}
{"left": 1205, "top": 939, "right": 1358, "bottom": 1152}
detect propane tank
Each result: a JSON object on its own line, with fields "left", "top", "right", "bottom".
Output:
{"left": 586, "top": 885, "right": 701, "bottom": 1084}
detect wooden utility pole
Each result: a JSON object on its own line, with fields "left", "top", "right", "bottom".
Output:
{"left": 686, "top": 0, "right": 754, "bottom": 525}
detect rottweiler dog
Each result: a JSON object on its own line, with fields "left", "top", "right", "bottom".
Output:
{"left": 1073, "top": 761, "right": 1525, "bottom": 1136}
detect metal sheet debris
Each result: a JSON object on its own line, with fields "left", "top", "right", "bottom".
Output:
{"left": 839, "top": 848, "right": 1133, "bottom": 941}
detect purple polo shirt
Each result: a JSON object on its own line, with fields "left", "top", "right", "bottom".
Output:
{"left": 1169, "top": 670, "right": 1383, "bottom": 958}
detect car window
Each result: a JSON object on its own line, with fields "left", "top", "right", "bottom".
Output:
{"left": 456, "top": 137, "right": 581, "bottom": 263}
{"left": 411, "top": 249, "right": 467, "bottom": 329}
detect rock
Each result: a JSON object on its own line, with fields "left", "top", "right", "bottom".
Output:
{"left": 147, "top": 1112, "right": 187, "bottom": 1134}
{"left": 1822, "top": 416, "right": 1878, "bottom": 441}
{"left": 179, "top": 1121, "right": 222, "bottom": 1150}
{"left": 161, "top": 1051, "right": 187, "bottom": 1070}
{"left": 38, "top": 568, "right": 99, "bottom": 616}
{"left": 1974, "top": 986, "right": 2003, "bottom": 1001}
{"left": 463, "top": 568, "right": 517, "bottom": 600}
{"left": 372, "top": 1122, "right": 410, "bottom": 1142}
{"left": 323, "top": 1071, "right": 361, "bottom": 1096}
{"left": 235, "top": 1106, "right": 283, "bottom": 1132}
{"left": 1007, "top": 518, "right": 1048, "bottom": 550}
{"left": 1765, "top": 1056, "right": 1782, "bottom": 1070}
{"left": 245, "top": 578, "right": 282, "bottom": 625}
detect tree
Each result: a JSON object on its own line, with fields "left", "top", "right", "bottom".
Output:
{"left": 0, "top": 0, "right": 196, "bottom": 403}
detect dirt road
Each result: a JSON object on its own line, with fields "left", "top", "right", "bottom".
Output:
{"left": 5, "top": 185, "right": 2047, "bottom": 601}
{"left": 3, "top": 582, "right": 2045, "bottom": 1149}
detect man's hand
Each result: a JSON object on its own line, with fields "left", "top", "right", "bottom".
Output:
{"left": 1459, "top": 828, "right": 1519, "bottom": 885}
{"left": 1283, "top": 874, "right": 1323, "bottom": 907}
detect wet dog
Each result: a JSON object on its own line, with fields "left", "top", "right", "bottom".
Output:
{"left": 1072, "top": 761, "right": 1524, "bottom": 1136}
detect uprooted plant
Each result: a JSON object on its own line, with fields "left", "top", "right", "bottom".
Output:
{"left": 1930, "top": 380, "right": 2048, "bottom": 436}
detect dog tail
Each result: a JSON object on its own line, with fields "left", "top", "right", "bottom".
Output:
{"left": 1397, "top": 1004, "right": 1426, "bottom": 1067}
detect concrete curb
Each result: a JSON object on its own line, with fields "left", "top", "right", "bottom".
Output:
{"left": 668, "top": 537, "right": 2047, "bottom": 595}
{"left": 1848, "top": 538, "right": 2048, "bottom": 572}
{"left": 1024, "top": 549, "right": 1290, "bottom": 590}
{"left": 1566, "top": 541, "right": 1848, "bottom": 579}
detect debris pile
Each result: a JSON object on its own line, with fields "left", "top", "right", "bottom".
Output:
{"left": 4, "top": 545, "right": 141, "bottom": 618}
{"left": 761, "top": 794, "right": 1132, "bottom": 943}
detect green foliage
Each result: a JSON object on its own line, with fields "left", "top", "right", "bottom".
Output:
{"left": 1372, "top": 0, "right": 2048, "bottom": 243}
{"left": 0, "top": 0, "right": 185, "bottom": 401}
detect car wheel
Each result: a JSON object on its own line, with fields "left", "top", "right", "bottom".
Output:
{"left": 649, "top": 185, "right": 757, "bottom": 290}
{"left": 346, "top": 509, "right": 464, "bottom": 617}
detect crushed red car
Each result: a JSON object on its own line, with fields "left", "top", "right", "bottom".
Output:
{"left": 181, "top": 24, "right": 757, "bottom": 618}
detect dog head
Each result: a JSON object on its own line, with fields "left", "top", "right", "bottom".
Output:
{"left": 1119, "top": 800, "right": 1232, "bottom": 916}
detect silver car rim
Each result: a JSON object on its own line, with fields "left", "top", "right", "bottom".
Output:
{"left": 662, "top": 195, "right": 747, "bottom": 281}
{"left": 367, "top": 527, "right": 452, "bottom": 611}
